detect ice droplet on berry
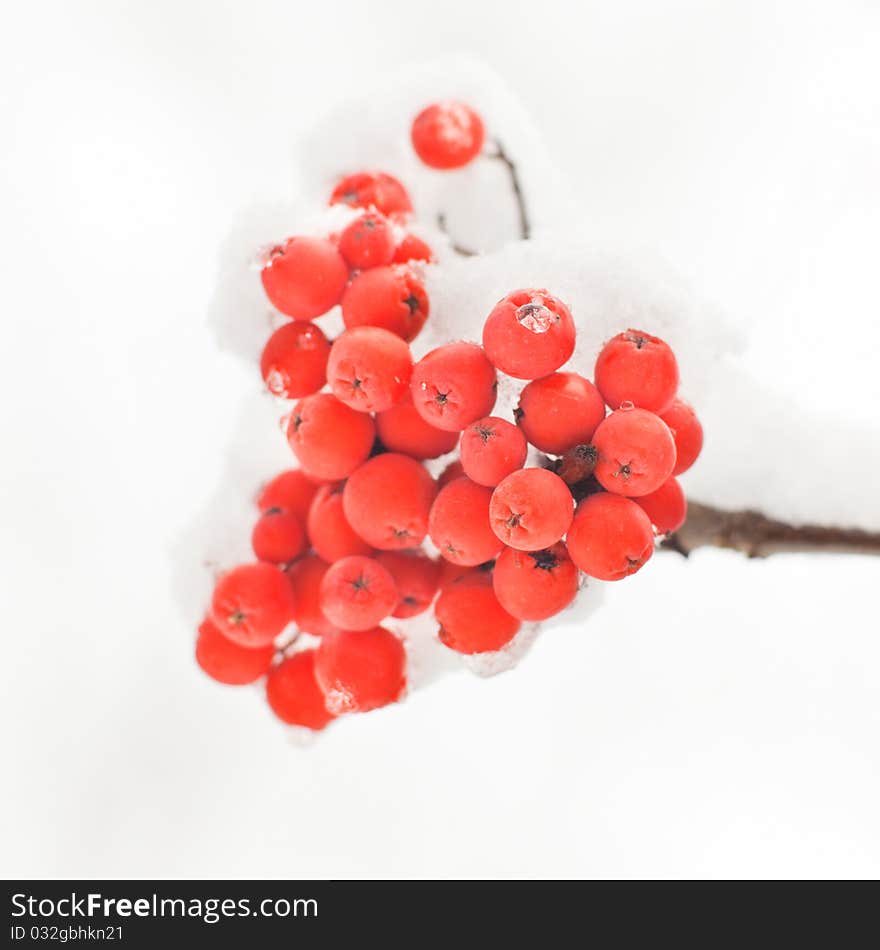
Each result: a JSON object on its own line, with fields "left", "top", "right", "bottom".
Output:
{"left": 515, "top": 299, "right": 554, "bottom": 334}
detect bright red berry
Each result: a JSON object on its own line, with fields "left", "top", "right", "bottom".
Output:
{"left": 287, "top": 392, "right": 375, "bottom": 480}
{"left": 195, "top": 617, "right": 274, "bottom": 685}
{"left": 392, "top": 233, "right": 433, "bottom": 264}
{"left": 591, "top": 407, "right": 676, "bottom": 497}
{"left": 411, "top": 101, "right": 485, "bottom": 170}
{"left": 256, "top": 469, "right": 318, "bottom": 520}
{"left": 260, "top": 321, "right": 331, "bottom": 399}
{"left": 306, "top": 483, "right": 373, "bottom": 563}
{"left": 341, "top": 265, "right": 429, "bottom": 342}
{"left": 251, "top": 508, "right": 307, "bottom": 565}
{"left": 327, "top": 326, "right": 413, "bottom": 413}
{"left": 338, "top": 211, "right": 396, "bottom": 270}
{"left": 329, "top": 171, "right": 413, "bottom": 218}
{"left": 410, "top": 342, "right": 497, "bottom": 432}
{"left": 482, "top": 289, "right": 576, "bottom": 379}
{"left": 516, "top": 372, "right": 606, "bottom": 455}
{"left": 375, "top": 392, "right": 459, "bottom": 460}
{"left": 429, "top": 476, "right": 503, "bottom": 566}
{"left": 261, "top": 237, "right": 348, "bottom": 320}
{"left": 316, "top": 627, "right": 406, "bottom": 714}
{"left": 286, "top": 554, "right": 341, "bottom": 637}
{"left": 634, "top": 477, "right": 687, "bottom": 535}
{"left": 437, "top": 459, "right": 465, "bottom": 489}
{"left": 343, "top": 453, "right": 437, "bottom": 550}
{"left": 594, "top": 330, "right": 679, "bottom": 413}
{"left": 489, "top": 468, "right": 574, "bottom": 551}
{"left": 492, "top": 543, "right": 579, "bottom": 622}
{"left": 266, "top": 650, "right": 335, "bottom": 730}
{"left": 375, "top": 551, "right": 440, "bottom": 618}
{"left": 566, "top": 493, "right": 654, "bottom": 581}
{"left": 319, "top": 555, "right": 398, "bottom": 631}
{"left": 659, "top": 399, "right": 703, "bottom": 476}
{"left": 210, "top": 562, "right": 296, "bottom": 647}
{"left": 435, "top": 568, "right": 520, "bottom": 654}
{"left": 459, "top": 415, "right": 527, "bottom": 487}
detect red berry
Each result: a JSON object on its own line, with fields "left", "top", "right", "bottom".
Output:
{"left": 592, "top": 407, "right": 676, "bottom": 497}
{"left": 266, "top": 650, "right": 335, "bottom": 730}
{"left": 338, "top": 211, "right": 396, "bottom": 270}
{"left": 410, "top": 342, "right": 497, "bottom": 432}
{"left": 437, "top": 557, "right": 470, "bottom": 589}
{"left": 319, "top": 555, "right": 398, "bottom": 631}
{"left": 634, "top": 477, "right": 687, "bottom": 535}
{"left": 251, "top": 508, "right": 307, "bottom": 565}
{"left": 316, "top": 627, "right": 406, "bottom": 713}
{"left": 287, "top": 392, "right": 375, "bottom": 480}
{"left": 261, "top": 237, "right": 348, "bottom": 320}
{"left": 260, "top": 321, "right": 331, "bottom": 399}
{"left": 306, "top": 483, "right": 373, "bottom": 563}
{"left": 343, "top": 453, "right": 437, "bottom": 550}
{"left": 195, "top": 617, "right": 274, "bottom": 685}
{"left": 482, "top": 289, "right": 576, "bottom": 379}
{"left": 256, "top": 469, "right": 318, "bottom": 520}
{"left": 437, "top": 459, "right": 465, "bottom": 489}
{"left": 210, "top": 562, "right": 296, "bottom": 647}
{"left": 489, "top": 468, "right": 573, "bottom": 551}
{"left": 567, "top": 493, "right": 654, "bottom": 581}
{"left": 594, "top": 330, "right": 679, "bottom": 412}
{"left": 392, "top": 233, "right": 433, "bottom": 264}
{"left": 375, "top": 551, "right": 440, "bottom": 618}
{"left": 429, "top": 476, "right": 503, "bottom": 566}
{"left": 342, "top": 265, "right": 429, "bottom": 342}
{"left": 327, "top": 326, "right": 413, "bottom": 413}
{"left": 459, "top": 415, "right": 527, "bottom": 487}
{"left": 411, "top": 101, "right": 485, "bottom": 170}
{"left": 516, "top": 372, "right": 606, "bottom": 455}
{"left": 435, "top": 568, "right": 520, "bottom": 654}
{"left": 286, "top": 554, "right": 341, "bottom": 637}
{"left": 492, "top": 543, "right": 579, "bottom": 622}
{"left": 329, "top": 171, "right": 413, "bottom": 218}
{"left": 659, "top": 399, "right": 703, "bottom": 476}
{"left": 375, "top": 392, "right": 459, "bottom": 460}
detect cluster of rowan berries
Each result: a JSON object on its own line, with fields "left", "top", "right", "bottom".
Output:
{"left": 196, "top": 101, "right": 704, "bottom": 732}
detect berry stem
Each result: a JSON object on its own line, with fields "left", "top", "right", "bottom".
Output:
{"left": 436, "top": 138, "right": 531, "bottom": 254}
{"left": 436, "top": 213, "right": 477, "bottom": 257}
{"left": 486, "top": 137, "right": 531, "bottom": 241}
{"left": 663, "top": 501, "right": 880, "bottom": 559}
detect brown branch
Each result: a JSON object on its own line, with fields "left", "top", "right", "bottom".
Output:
{"left": 487, "top": 137, "right": 531, "bottom": 240}
{"left": 436, "top": 213, "right": 477, "bottom": 257}
{"left": 436, "top": 137, "right": 531, "bottom": 253}
{"left": 663, "top": 502, "right": 880, "bottom": 559}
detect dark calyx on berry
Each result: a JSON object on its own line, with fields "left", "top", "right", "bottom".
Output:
{"left": 529, "top": 549, "right": 559, "bottom": 571}
{"left": 624, "top": 332, "right": 647, "bottom": 349}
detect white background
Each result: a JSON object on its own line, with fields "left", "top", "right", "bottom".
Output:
{"left": 2, "top": 1, "right": 879, "bottom": 878}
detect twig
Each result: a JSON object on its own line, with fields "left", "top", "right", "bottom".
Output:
{"left": 663, "top": 502, "right": 880, "bottom": 559}
{"left": 436, "top": 137, "right": 531, "bottom": 253}
{"left": 436, "top": 213, "right": 477, "bottom": 257}
{"left": 487, "top": 137, "right": 530, "bottom": 240}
